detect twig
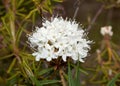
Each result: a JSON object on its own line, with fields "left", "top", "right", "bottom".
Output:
{"left": 86, "top": 5, "right": 104, "bottom": 32}
{"left": 73, "top": 0, "right": 84, "bottom": 19}
{"left": 59, "top": 69, "right": 66, "bottom": 86}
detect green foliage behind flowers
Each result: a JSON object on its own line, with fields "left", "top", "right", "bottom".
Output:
{"left": 0, "top": 0, "right": 120, "bottom": 86}
{"left": 0, "top": 0, "right": 64, "bottom": 85}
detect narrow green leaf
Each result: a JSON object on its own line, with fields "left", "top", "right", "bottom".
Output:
{"left": 75, "top": 62, "right": 81, "bottom": 86}
{"left": 101, "top": 49, "right": 107, "bottom": 57}
{"left": 24, "top": 0, "right": 32, "bottom": 5}
{"left": 0, "top": 54, "right": 14, "bottom": 60}
{"left": 16, "top": 25, "right": 25, "bottom": 45}
{"left": 31, "top": 77, "right": 60, "bottom": 86}
{"left": 107, "top": 73, "right": 120, "bottom": 86}
{"left": 53, "top": 0, "right": 63, "bottom": 2}
{"left": 25, "top": 9, "right": 38, "bottom": 19}
{"left": 6, "top": 72, "right": 20, "bottom": 86}
{"left": 112, "top": 50, "right": 120, "bottom": 62}
{"left": 1, "top": 17, "right": 11, "bottom": 36}
{"left": 17, "top": 8, "right": 26, "bottom": 13}
{"left": 38, "top": 67, "right": 54, "bottom": 76}
{"left": 68, "top": 61, "right": 74, "bottom": 86}
{"left": 39, "top": 80, "right": 60, "bottom": 85}
{"left": 71, "top": 63, "right": 88, "bottom": 75}
{"left": 32, "top": 12, "right": 36, "bottom": 25}
{"left": 7, "top": 58, "right": 17, "bottom": 73}
{"left": 31, "top": 76, "right": 42, "bottom": 86}
{"left": 22, "top": 60, "right": 34, "bottom": 77}
{"left": 63, "top": 71, "right": 68, "bottom": 81}
{"left": 17, "top": 0, "right": 24, "bottom": 8}
{"left": 19, "top": 52, "right": 34, "bottom": 60}
{"left": 47, "top": 0, "right": 51, "bottom": 5}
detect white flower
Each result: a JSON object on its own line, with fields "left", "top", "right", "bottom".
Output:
{"left": 28, "top": 17, "right": 91, "bottom": 62}
{"left": 100, "top": 26, "right": 113, "bottom": 36}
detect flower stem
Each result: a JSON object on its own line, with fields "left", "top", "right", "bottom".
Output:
{"left": 59, "top": 69, "right": 67, "bottom": 86}
{"left": 87, "top": 5, "right": 104, "bottom": 31}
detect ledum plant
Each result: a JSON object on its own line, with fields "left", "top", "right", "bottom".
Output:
{"left": 0, "top": 0, "right": 92, "bottom": 85}
{"left": 27, "top": 16, "right": 92, "bottom": 86}
{"left": 90, "top": 26, "right": 120, "bottom": 85}
{"left": 0, "top": 0, "right": 70, "bottom": 86}
{"left": 1, "top": 0, "right": 120, "bottom": 86}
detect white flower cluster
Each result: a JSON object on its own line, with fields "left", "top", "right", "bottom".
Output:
{"left": 100, "top": 26, "right": 113, "bottom": 36}
{"left": 28, "top": 17, "right": 91, "bottom": 62}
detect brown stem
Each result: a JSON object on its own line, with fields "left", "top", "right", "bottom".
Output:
{"left": 14, "top": 48, "right": 21, "bottom": 63}
{"left": 73, "top": 0, "right": 84, "bottom": 19}
{"left": 59, "top": 69, "right": 66, "bottom": 86}
{"left": 86, "top": 5, "right": 104, "bottom": 31}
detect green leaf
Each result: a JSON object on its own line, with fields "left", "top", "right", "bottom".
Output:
{"left": 107, "top": 73, "right": 120, "bottom": 86}
{"left": 68, "top": 61, "right": 74, "bottom": 86}
{"left": 0, "top": 54, "right": 14, "bottom": 60}
{"left": 1, "top": 17, "right": 11, "bottom": 36}
{"left": 22, "top": 59, "right": 34, "bottom": 77}
{"left": 19, "top": 52, "right": 34, "bottom": 60}
{"left": 74, "top": 62, "right": 81, "bottom": 86}
{"left": 63, "top": 71, "right": 68, "bottom": 81}
{"left": 25, "top": 8, "right": 38, "bottom": 20}
{"left": 101, "top": 49, "right": 107, "bottom": 57}
{"left": 112, "top": 50, "right": 120, "bottom": 62}
{"left": 53, "top": 0, "right": 63, "bottom": 2}
{"left": 31, "top": 76, "right": 42, "bottom": 86}
{"left": 47, "top": 0, "right": 51, "bottom": 5}
{"left": 71, "top": 63, "right": 88, "bottom": 75}
{"left": 6, "top": 72, "right": 20, "bottom": 86}
{"left": 7, "top": 58, "right": 17, "bottom": 73}
{"left": 39, "top": 80, "right": 60, "bottom": 85}
{"left": 37, "top": 67, "right": 54, "bottom": 76}
{"left": 16, "top": 24, "right": 25, "bottom": 46}
{"left": 17, "top": 0, "right": 24, "bottom": 8}
{"left": 31, "top": 77, "right": 60, "bottom": 86}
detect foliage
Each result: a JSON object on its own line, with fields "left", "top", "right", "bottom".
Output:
{"left": 0, "top": 0, "right": 64, "bottom": 85}
{"left": 0, "top": 0, "right": 120, "bottom": 86}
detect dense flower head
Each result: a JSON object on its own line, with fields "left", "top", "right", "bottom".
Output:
{"left": 100, "top": 26, "right": 113, "bottom": 36}
{"left": 28, "top": 17, "right": 91, "bottom": 62}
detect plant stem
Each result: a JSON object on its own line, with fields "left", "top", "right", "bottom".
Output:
{"left": 59, "top": 69, "right": 66, "bottom": 86}
{"left": 86, "top": 5, "right": 104, "bottom": 31}
{"left": 9, "top": 0, "right": 21, "bottom": 63}
{"left": 73, "top": 0, "right": 84, "bottom": 19}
